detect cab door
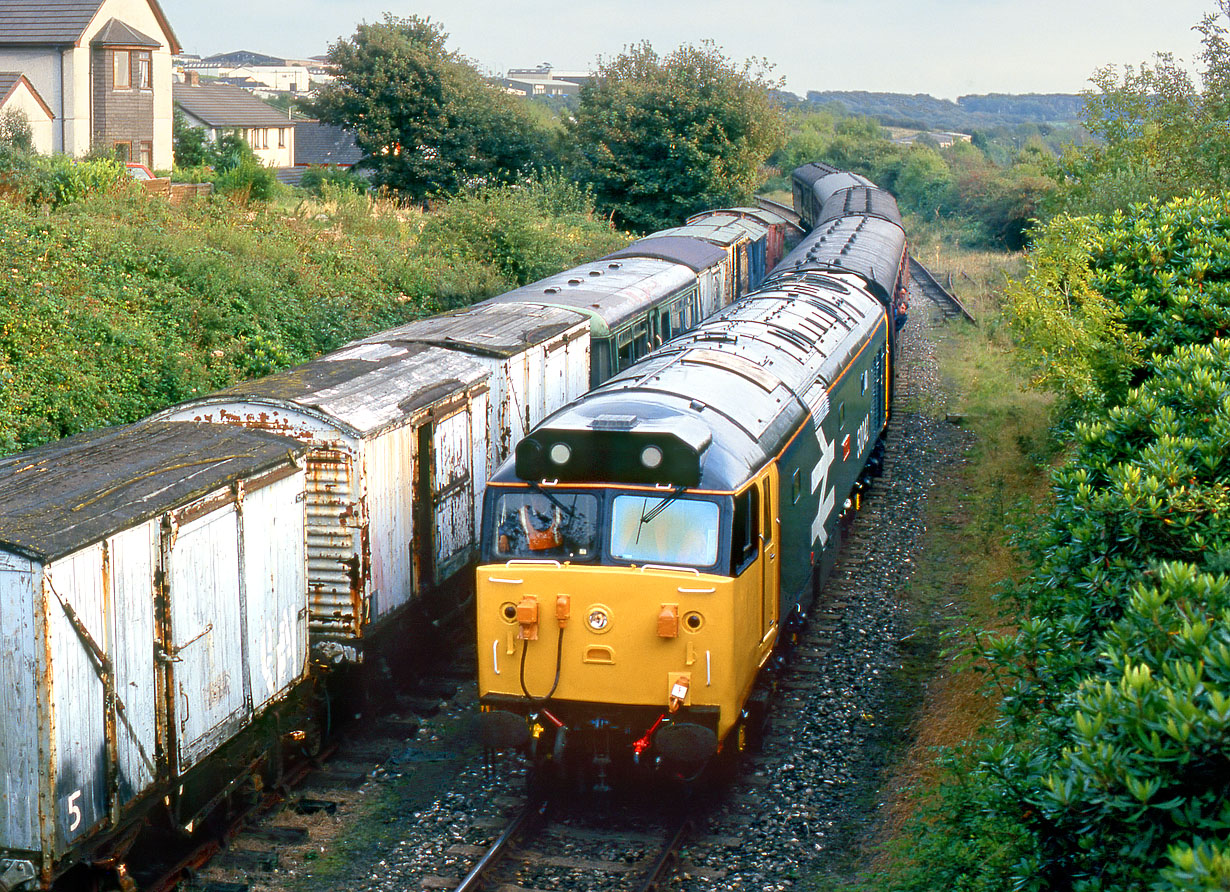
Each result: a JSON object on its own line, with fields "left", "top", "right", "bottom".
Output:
{"left": 758, "top": 468, "right": 780, "bottom": 657}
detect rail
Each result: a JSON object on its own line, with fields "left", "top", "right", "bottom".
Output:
{"left": 634, "top": 813, "right": 693, "bottom": 892}
{"left": 452, "top": 798, "right": 551, "bottom": 892}
{"left": 908, "top": 256, "right": 976, "bottom": 324}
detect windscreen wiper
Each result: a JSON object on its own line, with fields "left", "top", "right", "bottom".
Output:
{"left": 639, "top": 486, "right": 686, "bottom": 525}
{"left": 529, "top": 481, "right": 578, "bottom": 518}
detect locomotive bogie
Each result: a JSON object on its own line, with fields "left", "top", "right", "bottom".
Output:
{"left": 0, "top": 423, "right": 308, "bottom": 884}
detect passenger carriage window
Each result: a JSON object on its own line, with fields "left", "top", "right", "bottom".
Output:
{"left": 617, "top": 334, "right": 634, "bottom": 371}
{"left": 493, "top": 491, "right": 598, "bottom": 562}
{"left": 729, "top": 486, "right": 760, "bottom": 575}
{"left": 633, "top": 321, "right": 650, "bottom": 358}
{"left": 609, "top": 495, "right": 720, "bottom": 567}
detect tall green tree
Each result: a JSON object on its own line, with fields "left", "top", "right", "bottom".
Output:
{"left": 569, "top": 42, "right": 784, "bottom": 232}
{"left": 1054, "top": 1, "right": 1230, "bottom": 215}
{"left": 309, "top": 15, "right": 548, "bottom": 200}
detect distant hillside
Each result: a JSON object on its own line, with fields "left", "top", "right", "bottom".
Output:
{"left": 803, "top": 91, "right": 1086, "bottom": 132}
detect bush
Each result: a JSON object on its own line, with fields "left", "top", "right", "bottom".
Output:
{"left": 419, "top": 177, "right": 629, "bottom": 288}
{"left": 2, "top": 154, "right": 129, "bottom": 207}
{"left": 883, "top": 199, "right": 1230, "bottom": 892}
{"left": 299, "top": 164, "right": 368, "bottom": 196}
{"left": 213, "top": 158, "right": 280, "bottom": 203}
{"left": 0, "top": 173, "right": 627, "bottom": 453}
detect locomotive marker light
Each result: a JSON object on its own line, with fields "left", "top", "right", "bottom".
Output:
{"left": 548, "top": 442, "right": 572, "bottom": 465}
{"left": 641, "top": 444, "right": 664, "bottom": 469}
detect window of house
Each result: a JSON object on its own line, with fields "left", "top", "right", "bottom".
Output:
{"left": 136, "top": 52, "right": 151, "bottom": 89}
{"left": 114, "top": 50, "right": 131, "bottom": 89}
{"left": 113, "top": 141, "right": 131, "bottom": 162}
{"left": 278, "top": 127, "right": 286, "bottom": 149}
{"left": 139, "top": 142, "right": 152, "bottom": 168}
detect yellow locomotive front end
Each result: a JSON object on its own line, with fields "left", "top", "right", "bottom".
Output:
{"left": 476, "top": 474, "right": 779, "bottom": 777}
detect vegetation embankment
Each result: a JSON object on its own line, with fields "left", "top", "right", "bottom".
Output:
{"left": 837, "top": 4, "right": 1230, "bottom": 889}
{"left": 872, "top": 244, "right": 1050, "bottom": 820}
{"left": 0, "top": 161, "right": 628, "bottom": 456}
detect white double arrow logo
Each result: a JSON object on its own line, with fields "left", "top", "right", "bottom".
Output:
{"left": 810, "top": 430, "right": 836, "bottom": 546}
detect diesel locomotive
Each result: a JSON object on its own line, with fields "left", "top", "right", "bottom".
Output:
{"left": 475, "top": 166, "right": 909, "bottom": 779}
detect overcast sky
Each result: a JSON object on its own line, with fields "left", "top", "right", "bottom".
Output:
{"left": 160, "top": 0, "right": 1220, "bottom": 99}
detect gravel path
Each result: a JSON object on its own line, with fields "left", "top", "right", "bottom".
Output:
{"left": 225, "top": 297, "right": 968, "bottom": 892}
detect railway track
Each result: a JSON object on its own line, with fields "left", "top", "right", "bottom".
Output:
{"left": 176, "top": 662, "right": 471, "bottom": 892}
{"left": 909, "top": 256, "right": 975, "bottom": 323}
{"left": 438, "top": 793, "right": 700, "bottom": 892}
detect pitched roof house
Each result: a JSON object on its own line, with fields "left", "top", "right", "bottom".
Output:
{"left": 0, "top": 0, "right": 181, "bottom": 169}
{"left": 294, "top": 122, "right": 362, "bottom": 168}
{"left": 173, "top": 78, "right": 295, "bottom": 168}
{"left": 0, "top": 71, "right": 54, "bottom": 151}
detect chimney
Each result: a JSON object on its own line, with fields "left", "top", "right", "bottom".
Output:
{"left": 186, "top": 70, "right": 200, "bottom": 86}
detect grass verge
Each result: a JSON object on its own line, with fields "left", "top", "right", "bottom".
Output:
{"left": 856, "top": 244, "right": 1054, "bottom": 872}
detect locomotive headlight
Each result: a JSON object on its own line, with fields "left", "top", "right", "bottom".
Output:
{"left": 586, "top": 606, "right": 611, "bottom": 633}
{"left": 640, "top": 445, "right": 663, "bottom": 469}
{"left": 548, "top": 442, "right": 572, "bottom": 465}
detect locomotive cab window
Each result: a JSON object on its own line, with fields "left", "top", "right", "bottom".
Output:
{"left": 491, "top": 490, "right": 598, "bottom": 562}
{"left": 609, "top": 494, "right": 720, "bottom": 568}
{"left": 729, "top": 486, "right": 760, "bottom": 575}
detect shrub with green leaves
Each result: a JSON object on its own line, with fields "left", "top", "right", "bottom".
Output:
{"left": 0, "top": 176, "right": 628, "bottom": 454}
{"left": 299, "top": 164, "right": 368, "bottom": 196}
{"left": 883, "top": 204, "right": 1230, "bottom": 892}
{"left": 418, "top": 175, "right": 629, "bottom": 287}
{"left": 0, "top": 153, "right": 129, "bottom": 207}
{"left": 1007, "top": 191, "right": 1230, "bottom": 415}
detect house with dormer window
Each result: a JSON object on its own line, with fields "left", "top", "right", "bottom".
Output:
{"left": 0, "top": 0, "right": 180, "bottom": 169}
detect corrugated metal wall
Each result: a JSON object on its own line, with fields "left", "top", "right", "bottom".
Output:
{"left": 305, "top": 448, "right": 362, "bottom": 641}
